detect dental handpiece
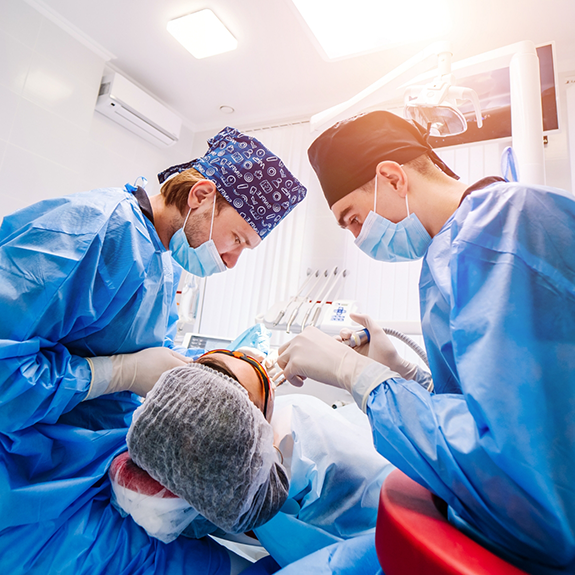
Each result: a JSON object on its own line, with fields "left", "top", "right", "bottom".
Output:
{"left": 343, "top": 328, "right": 370, "bottom": 348}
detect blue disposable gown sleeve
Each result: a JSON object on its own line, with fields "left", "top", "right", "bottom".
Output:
{"left": 355, "top": 186, "right": 575, "bottom": 571}
{"left": 0, "top": 338, "right": 93, "bottom": 433}
{"left": 0, "top": 193, "right": 157, "bottom": 433}
{"left": 161, "top": 264, "right": 207, "bottom": 358}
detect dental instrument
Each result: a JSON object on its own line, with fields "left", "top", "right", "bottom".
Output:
{"left": 343, "top": 327, "right": 429, "bottom": 368}
{"left": 343, "top": 328, "right": 371, "bottom": 348}
{"left": 301, "top": 266, "right": 339, "bottom": 329}
{"left": 272, "top": 269, "right": 317, "bottom": 326}
{"left": 286, "top": 269, "right": 328, "bottom": 333}
{"left": 309, "top": 268, "right": 347, "bottom": 328}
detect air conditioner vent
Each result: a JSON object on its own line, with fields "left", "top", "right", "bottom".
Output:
{"left": 95, "top": 72, "right": 182, "bottom": 148}
{"left": 98, "top": 82, "right": 110, "bottom": 97}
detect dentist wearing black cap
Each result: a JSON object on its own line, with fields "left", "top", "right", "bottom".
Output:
{"left": 276, "top": 110, "right": 575, "bottom": 575}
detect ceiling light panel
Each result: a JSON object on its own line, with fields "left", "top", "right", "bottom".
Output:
{"left": 167, "top": 9, "right": 237, "bottom": 59}
{"left": 290, "top": 0, "right": 451, "bottom": 60}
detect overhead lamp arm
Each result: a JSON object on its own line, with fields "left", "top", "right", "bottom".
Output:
{"left": 310, "top": 41, "right": 452, "bottom": 133}
{"left": 310, "top": 40, "right": 544, "bottom": 185}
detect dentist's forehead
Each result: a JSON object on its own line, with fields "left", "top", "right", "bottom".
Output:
{"left": 307, "top": 110, "right": 456, "bottom": 208}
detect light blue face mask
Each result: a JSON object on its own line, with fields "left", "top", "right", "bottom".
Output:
{"left": 169, "top": 196, "right": 227, "bottom": 277}
{"left": 354, "top": 175, "right": 432, "bottom": 262}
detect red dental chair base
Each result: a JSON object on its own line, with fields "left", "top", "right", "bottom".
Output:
{"left": 375, "top": 469, "right": 529, "bottom": 575}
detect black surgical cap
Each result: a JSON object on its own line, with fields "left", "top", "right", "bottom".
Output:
{"left": 308, "top": 111, "right": 458, "bottom": 207}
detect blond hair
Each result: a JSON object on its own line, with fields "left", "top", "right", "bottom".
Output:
{"left": 160, "top": 168, "right": 230, "bottom": 215}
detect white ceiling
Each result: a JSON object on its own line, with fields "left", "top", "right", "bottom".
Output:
{"left": 36, "top": 0, "right": 575, "bottom": 133}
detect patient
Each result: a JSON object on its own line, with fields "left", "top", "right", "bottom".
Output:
{"left": 112, "top": 327, "right": 392, "bottom": 570}
{"left": 113, "top": 359, "right": 288, "bottom": 544}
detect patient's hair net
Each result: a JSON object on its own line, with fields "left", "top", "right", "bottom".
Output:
{"left": 126, "top": 363, "right": 289, "bottom": 534}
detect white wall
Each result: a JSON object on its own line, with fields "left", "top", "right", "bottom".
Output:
{"left": 0, "top": 0, "right": 195, "bottom": 220}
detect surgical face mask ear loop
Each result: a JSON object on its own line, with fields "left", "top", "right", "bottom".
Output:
{"left": 374, "top": 173, "right": 410, "bottom": 220}
{"left": 181, "top": 207, "right": 192, "bottom": 239}
{"left": 208, "top": 192, "right": 216, "bottom": 242}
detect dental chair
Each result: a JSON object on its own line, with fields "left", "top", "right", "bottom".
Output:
{"left": 375, "top": 469, "right": 529, "bottom": 575}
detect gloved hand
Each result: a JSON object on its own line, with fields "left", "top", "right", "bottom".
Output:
{"left": 277, "top": 326, "right": 374, "bottom": 392}
{"left": 340, "top": 313, "right": 418, "bottom": 381}
{"left": 263, "top": 349, "right": 287, "bottom": 387}
{"left": 237, "top": 347, "right": 286, "bottom": 387}
{"left": 86, "top": 347, "right": 193, "bottom": 400}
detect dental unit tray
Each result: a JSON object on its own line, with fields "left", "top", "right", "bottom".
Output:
{"left": 263, "top": 269, "right": 429, "bottom": 367}
{"left": 263, "top": 267, "right": 352, "bottom": 334}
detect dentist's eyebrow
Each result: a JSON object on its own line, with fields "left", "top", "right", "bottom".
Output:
{"left": 337, "top": 206, "right": 354, "bottom": 228}
{"left": 242, "top": 232, "right": 253, "bottom": 248}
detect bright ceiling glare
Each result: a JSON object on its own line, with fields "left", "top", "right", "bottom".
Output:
{"left": 167, "top": 9, "right": 237, "bottom": 59}
{"left": 290, "top": 0, "right": 451, "bottom": 60}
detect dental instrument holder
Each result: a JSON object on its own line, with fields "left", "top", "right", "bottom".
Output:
{"left": 263, "top": 272, "right": 430, "bottom": 385}
{"left": 285, "top": 269, "right": 328, "bottom": 333}
{"left": 263, "top": 288, "right": 358, "bottom": 336}
{"left": 303, "top": 267, "right": 347, "bottom": 330}
{"left": 299, "top": 267, "right": 339, "bottom": 331}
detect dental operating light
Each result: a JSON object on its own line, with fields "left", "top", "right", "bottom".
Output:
{"left": 311, "top": 40, "right": 545, "bottom": 185}
{"left": 403, "top": 48, "right": 483, "bottom": 137}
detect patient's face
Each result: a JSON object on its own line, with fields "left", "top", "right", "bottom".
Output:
{"left": 195, "top": 353, "right": 275, "bottom": 422}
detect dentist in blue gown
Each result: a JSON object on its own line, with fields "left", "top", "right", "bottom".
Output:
{"left": 277, "top": 111, "right": 575, "bottom": 575}
{"left": 0, "top": 126, "right": 306, "bottom": 575}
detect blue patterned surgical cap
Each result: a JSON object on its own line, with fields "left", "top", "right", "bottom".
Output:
{"left": 158, "top": 127, "right": 307, "bottom": 239}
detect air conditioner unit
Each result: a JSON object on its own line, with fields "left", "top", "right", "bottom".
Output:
{"left": 96, "top": 72, "right": 182, "bottom": 148}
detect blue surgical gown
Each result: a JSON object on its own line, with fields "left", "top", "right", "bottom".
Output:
{"left": 353, "top": 182, "right": 575, "bottom": 574}
{"left": 254, "top": 395, "right": 394, "bottom": 567}
{"left": 0, "top": 188, "right": 230, "bottom": 574}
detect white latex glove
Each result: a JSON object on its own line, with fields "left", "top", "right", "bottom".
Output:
{"left": 340, "top": 313, "right": 418, "bottom": 381}
{"left": 86, "top": 347, "right": 193, "bottom": 399}
{"left": 261, "top": 349, "right": 287, "bottom": 387}
{"left": 235, "top": 346, "right": 285, "bottom": 387}
{"left": 277, "top": 326, "right": 374, "bottom": 393}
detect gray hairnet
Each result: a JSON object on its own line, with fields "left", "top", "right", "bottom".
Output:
{"left": 126, "top": 363, "right": 288, "bottom": 534}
